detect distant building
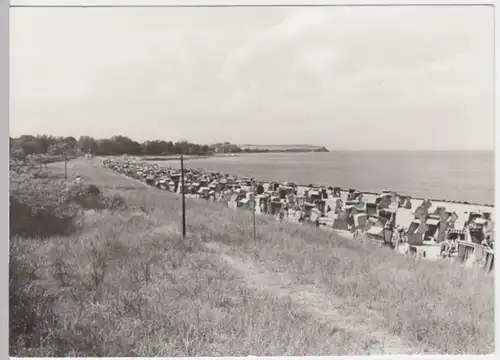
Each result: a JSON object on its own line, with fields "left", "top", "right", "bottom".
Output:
{"left": 211, "top": 142, "right": 242, "bottom": 154}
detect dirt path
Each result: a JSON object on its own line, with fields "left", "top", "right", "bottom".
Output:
{"left": 204, "top": 241, "right": 418, "bottom": 356}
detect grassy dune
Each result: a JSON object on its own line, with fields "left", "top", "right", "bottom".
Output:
{"left": 9, "top": 159, "right": 494, "bottom": 356}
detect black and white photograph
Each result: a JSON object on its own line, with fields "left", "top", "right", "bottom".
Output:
{"left": 8, "top": 2, "right": 495, "bottom": 357}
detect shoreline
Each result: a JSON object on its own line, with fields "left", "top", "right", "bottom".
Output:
{"left": 100, "top": 157, "right": 494, "bottom": 265}
{"left": 142, "top": 158, "right": 494, "bottom": 209}
{"left": 137, "top": 150, "right": 332, "bottom": 162}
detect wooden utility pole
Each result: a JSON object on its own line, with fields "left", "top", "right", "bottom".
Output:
{"left": 180, "top": 153, "right": 187, "bottom": 239}
{"left": 64, "top": 155, "right": 67, "bottom": 180}
{"left": 252, "top": 181, "right": 256, "bottom": 242}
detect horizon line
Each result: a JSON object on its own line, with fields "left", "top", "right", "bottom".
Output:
{"left": 8, "top": 134, "right": 494, "bottom": 152}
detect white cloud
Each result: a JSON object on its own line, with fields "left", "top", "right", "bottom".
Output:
{"left": 9, "top": 6, "right": 494, "bottom": 150}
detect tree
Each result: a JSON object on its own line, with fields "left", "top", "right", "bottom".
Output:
{"left": 142, "top": 140, "right": 170, "bottom": 155}
{"left": 12, "top": 135, "right": 43, "bottom": 155}
{"left": 78, "top": 136, "right": 98, "bottom": 154}
{"left": 173, "top": 141, "right": 187, "bottom": 154}
{"left": 110, "top": 135, "right": 141, "bottom": 155}
{"left": 96, "top": 139, "right": 116, "bottom": 155}
{"left": 166, "top": 141, "right": 174, "bottom": 153}
{"left": 64, "top": 136, "right": 78, "bottom": 149}
{"left": 128, "top": 141, "right": 142, "bottom": 155}
{"left": 48, "top": 142, "right": 71, "bottom": 156}
{"left": 35, "top": 134, "right": 58, "bottom": 153}
{"left": 11, "top": 133, "right": 214, "bottom": 157}
{"left": 11, "top": 149, "right": 26, "bottom": 162}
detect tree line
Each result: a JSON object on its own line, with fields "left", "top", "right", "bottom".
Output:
{"left": 9, "top": 135, "right": 225, "bottom": 158}
{"left": 9, "top": 135, "right": 328, "bottom": 160}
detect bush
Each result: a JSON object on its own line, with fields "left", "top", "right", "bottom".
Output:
{"left": 10, "top": 171, "right": 128, "bottom": 238}
{"left": 9, "top": 240, "right": 58, "bottom": 355}
{"left": 85, "top": 184, "right": 101, "bottom": 197}
{"left": 9, "top": 169, "right": 131, "bottom": 355}
{"left": 10, "top": 174, "right": 81, "bottom": 238}
{"left": 69, "top": 183, "right": 104, "bottom": 211}
{"left": 101, "top": 194, "right": 128, "bottom": 212}
{"left": 69, "top": 183, "right": 127, "bottom": 212}
{"left": 10, "top": 195, "right": 79, "bottom": 238}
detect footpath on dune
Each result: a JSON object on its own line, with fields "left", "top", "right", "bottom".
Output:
{"left": 47, "top": 159, "right": 491, "bottom": 355}
{"left": 66, "top": 159, "right": 418, "bottom": 354}
{"left": 203, "top": 241, "right": 417, "bottom": 355}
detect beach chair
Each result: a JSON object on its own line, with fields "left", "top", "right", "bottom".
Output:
{"left": 484, "top": 250, "right": 494, "bottom": 272}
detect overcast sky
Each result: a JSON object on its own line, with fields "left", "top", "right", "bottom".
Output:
{"left": 10, "top": 6, "right": 494, "bottom": 150}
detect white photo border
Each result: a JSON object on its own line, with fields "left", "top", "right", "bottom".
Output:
{"left": 2, "top": 0, "right": 497, "bottom": 359}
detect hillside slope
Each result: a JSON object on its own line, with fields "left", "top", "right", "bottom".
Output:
{"left": 9, "top": 159, "right": 494, "bottom": 356}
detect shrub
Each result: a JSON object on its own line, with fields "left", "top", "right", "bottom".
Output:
{"left": 10, "top": 195, "right": 79, "bottom": 238}
{"left": 69, "top": 183, "right": 127, "bottom": 212}
{"left": 101, "top": 194, "right": 128, "bottom": 212}
{"left": 9, "top": 240, "right": 58, "bottom": 355}
{"left": 9, "top": 170, "right": 132, "bottom": 356}
{"left": 10, "top": 173, "right": 81, "bottom": 238}
{"left": 10, "top": 171, "right": 127, "bottom": 238}
{"left": 85, "top": 184, "right": 101, "bottom": 197}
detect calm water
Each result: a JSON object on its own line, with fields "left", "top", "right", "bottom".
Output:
{"left": 154, "top": 151, "right": 494, "bottom": 205}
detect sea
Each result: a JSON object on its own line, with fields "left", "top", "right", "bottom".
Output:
{"left": 152, "top": 151, "right": 494, "bottom": 206}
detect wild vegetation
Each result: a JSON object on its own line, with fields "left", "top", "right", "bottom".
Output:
{"left": 10, "top": 134, "right": 328, "bottom": 159}
{"left": 10, "top": 134, "right": 214, "bottom": 158}
{"left": 9, "top": 158, "right": 494, "bottom": 356}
